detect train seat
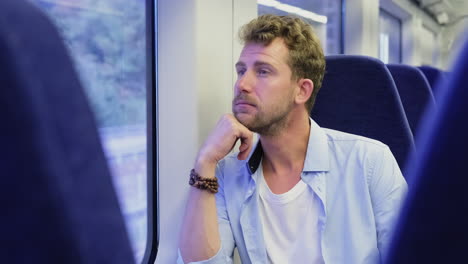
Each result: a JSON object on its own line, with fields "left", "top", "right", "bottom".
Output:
{"left": 0, "top": 0, "right": 135, "bottom": 263}
{"left": 311, "top": 55, "right": 415, "bottom": 171}
{"left": 387, "top": 64, "right": 436, "bottom": 138}
{"left": 385, "top": 38, "right": 468, "bottom": 264}
{"left": 418, "top": 65, "right": 447, "bottom": 96}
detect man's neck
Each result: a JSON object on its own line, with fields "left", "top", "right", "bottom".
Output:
{"left": 259, "top": 110, "right": 310, "bottom": 193}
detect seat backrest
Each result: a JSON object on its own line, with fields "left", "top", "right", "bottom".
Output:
{"left": 417, "top": 65, "right": 447, "bottom": 95}
{"left": 0, "top": 1, "right": 135, "bottom": 263}
{"left": 385, "top": 38, "right": 468, "bottom": 264}
{"left": 387, "top": 64, "right": 436, "bottom": 137}
{"left": 311, "top": 55, "right": 415, "bottom": 170}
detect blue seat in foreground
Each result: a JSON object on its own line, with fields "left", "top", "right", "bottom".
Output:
{"left": 387, "top": 64, "right": 436, "bottom": 138}
{"left": 385, "top": 39, "right": 468, "bottom": 264}
{"left": 0, "top": 0, "right": 135, "bottom": 263}
{"left": 311, "top": 55, "right": 415, "bottom": 171}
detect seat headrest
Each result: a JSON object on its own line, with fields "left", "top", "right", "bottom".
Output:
{"left": 387, "top": 64, "right": 436, "bottom": 136}
{"left": 311, "top": 55, "right": 414, "bottom": 170}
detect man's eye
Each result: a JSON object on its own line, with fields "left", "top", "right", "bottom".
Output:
{"left": 237, "top": 69, "right": 246, "bottom": 76}
{"left": 258, "top": 69, "right": 270, "bottom": 76}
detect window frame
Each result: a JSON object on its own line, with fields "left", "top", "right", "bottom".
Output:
{"left": 142, "top": 0, "right": 159, "bottom": 263}
{"left": 379, "top": 8, "right": 403, "bottom": 63}
{"left": 340, "top": 0, "right": 345, "bottom": 54}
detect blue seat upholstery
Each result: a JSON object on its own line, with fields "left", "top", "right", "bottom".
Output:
{"left": 387, "top": 64, "right": 436, "bottom": 137}
{"left": 418, "top": 65, "right": 447, "bottom": 95}
{"left": 385, "top": 39, "right": 468, "bottom": 264}
{"left": 311, "top": 55, "right": 415, "bottom": 170}
{"left": 0, "top": 0, "right": 135, "bottom": 263}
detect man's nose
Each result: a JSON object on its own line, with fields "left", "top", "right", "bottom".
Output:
{"left": 236, "top": 71, "right": 255, "bottom": 93}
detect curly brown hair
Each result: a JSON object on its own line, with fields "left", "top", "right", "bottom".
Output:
{"left": 239, "top": 14, "right": 326, "bottom": 112}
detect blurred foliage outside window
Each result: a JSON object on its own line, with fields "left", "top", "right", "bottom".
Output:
{"left": 34, "top": 0, "right": 146, "bottom": 127}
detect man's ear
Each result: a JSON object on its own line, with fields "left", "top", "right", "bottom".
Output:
{"left": 295, "top": 78, "right": 314, "bottom": 105}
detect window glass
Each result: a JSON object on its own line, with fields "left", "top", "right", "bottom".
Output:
{"left": 29, "top": 0, "right": 148, "bottom": 262}
{"left": 257, "top": 0, "right": 343, "bottom": 55}
{"left": 379, "top": 9, "right": 402, "bottom": 63}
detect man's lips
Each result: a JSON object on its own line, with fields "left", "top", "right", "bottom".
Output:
{"left": 234, "top": 100, "right": 256, "bottom": 107}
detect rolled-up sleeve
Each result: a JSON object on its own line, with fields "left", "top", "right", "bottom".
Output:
{"left": 177, "top": 161, "right": 236, "bottom": 264}
{"left": 368, "top": 146, "right": 408, "bottom": 262}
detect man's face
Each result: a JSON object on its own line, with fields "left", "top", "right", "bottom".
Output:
{"left": 233, "top": 38, "right": 297, "bottom": 135}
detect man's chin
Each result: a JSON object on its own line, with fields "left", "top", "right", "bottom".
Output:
{"left": 234, "top": 112, "right": 255, "bottom": 129}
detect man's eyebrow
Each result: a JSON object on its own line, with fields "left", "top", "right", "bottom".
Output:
{"left": 253, "top": 61, "right": 273, "bottom": 68}
{"left": 235, "top": 61, "right": 246, "bottom": 68}
{"left": 235, "top": 61, "right": 274, "bottom": 68}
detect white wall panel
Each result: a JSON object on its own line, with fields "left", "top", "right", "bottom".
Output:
{"left": 440, "top": 19, "right": 468, "bottom": 69}
{"left": 402, "top": 17, "right": 423, "bottom": 65}
{"left": 195, "top": 0, "right": 235, "bottom": 146}
{"left": 156, "top": 0, "right": 198, "bottom": 262}
{"left": 344, "top": 0, "right": 379, "bottom": 57}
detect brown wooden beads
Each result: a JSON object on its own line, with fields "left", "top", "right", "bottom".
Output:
{"left": 189, "top": 169, "right": 219, "bottom": 193}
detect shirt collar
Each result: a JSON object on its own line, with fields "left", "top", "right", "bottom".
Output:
{"left": 246, "top": 135, "right": 263, "bottom": 175}
{"left": 247, "top": 118, "right": 330, "bottom": 174}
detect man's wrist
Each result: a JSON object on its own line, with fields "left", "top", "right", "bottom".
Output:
{"left": 194, "top": 156, "right": 217, "bottom": 178}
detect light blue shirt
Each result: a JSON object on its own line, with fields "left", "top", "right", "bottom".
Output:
{"left": 179, "top": 118, "right": 407, "bottom": 264}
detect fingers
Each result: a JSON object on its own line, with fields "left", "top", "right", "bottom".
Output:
{"left": 237, "top": 144, "right": 251, "bottom": 160}
{"left": 197, "top": 113, "right": 254, "bottom": 165}
{"left": 236, "top": 125, "right": 253, "bottom": 160}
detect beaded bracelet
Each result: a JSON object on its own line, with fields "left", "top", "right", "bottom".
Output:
{"left": 189, "top": 169, "right": 219, "bottom": 193}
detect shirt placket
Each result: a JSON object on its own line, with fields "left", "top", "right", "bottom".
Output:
{"left": 239, "top": 176, "right": 267, "bottom": 263}
{"left": 303, "top": 171, "right": 328, "bottom": 262}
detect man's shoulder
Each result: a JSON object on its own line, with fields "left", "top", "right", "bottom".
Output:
{"left": 322, "top": 127, "right": 389, "bottom": 151}
{"left": 321, "top": 128, "right": 401, "bottom": 183}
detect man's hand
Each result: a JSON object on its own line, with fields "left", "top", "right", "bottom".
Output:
{"left": 195, "top": 114, "right": 254, "bottom": 174}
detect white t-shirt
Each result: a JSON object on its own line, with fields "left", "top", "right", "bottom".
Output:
{"left": 258, "top": 165, "right": 324, "bottom": 264}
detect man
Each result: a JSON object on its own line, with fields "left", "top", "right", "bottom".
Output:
{"left": 179, "top": 15, "right": 407, "bottom": 264}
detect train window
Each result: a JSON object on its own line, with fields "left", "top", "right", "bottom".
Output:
{"left": 379, "top": 9, "right": 402, "bottom": 63}
{"left": 257, "top": 0, "right": 343, "bottom": 55}
{"left": 29, "top": 0, "right": 156, "bottom": 262}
